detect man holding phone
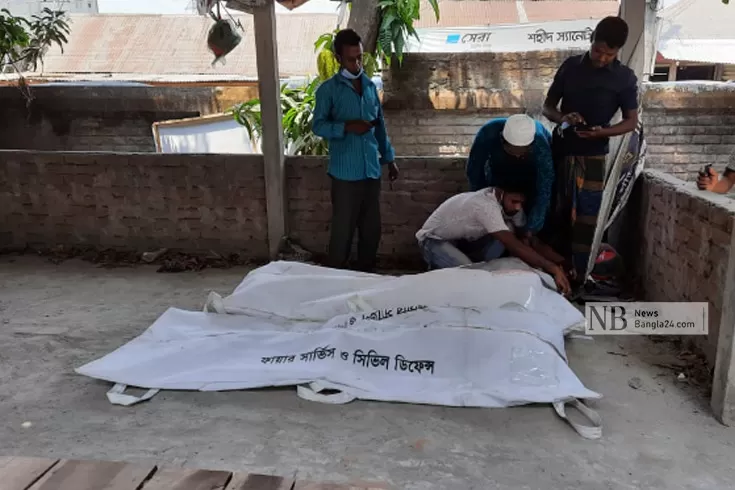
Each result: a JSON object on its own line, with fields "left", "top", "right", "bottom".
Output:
{"left": 313, "top": 29, "right": 399, "bottom": 273}
{"left": 542, "top": 16, "right": 639, "bottom": 282}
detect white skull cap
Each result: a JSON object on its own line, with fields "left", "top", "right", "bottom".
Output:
{"left": 502, "top": 114, "right": 536, "bottom": 147}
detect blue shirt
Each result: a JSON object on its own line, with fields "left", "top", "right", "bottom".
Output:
{"left": 547, "top": 53, "right": 638, "bottom": 156}
{"left": 466, "top": 118, "right": 554, "bottom": 233}
{"left": 312, "top": 73, "right": 395, "bottom": 181}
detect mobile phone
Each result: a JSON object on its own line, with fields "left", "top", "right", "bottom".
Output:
{"left": 575, "top": 124, "right": 593, "bottom": 132}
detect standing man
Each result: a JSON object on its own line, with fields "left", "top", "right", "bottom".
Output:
{"left": 542, "top": 16, "right": 639, "bottom": 280}
{"left": 466, "top": 114, "right": 554, "bottom": 236}
{"left": 313, "top": 29, "right": 399, "bottom": 273}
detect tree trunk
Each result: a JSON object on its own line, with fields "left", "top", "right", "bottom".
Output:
{"left": 346, "top": 0, "right": 381, "bottom": 53}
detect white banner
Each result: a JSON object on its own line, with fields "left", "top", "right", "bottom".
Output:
{"left": 406, "top": 19, "right": 600, "bottom": 53}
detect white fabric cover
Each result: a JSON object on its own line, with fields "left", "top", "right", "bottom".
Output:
{"left": 76, "top": 261, "right": 599, "bottom": 410}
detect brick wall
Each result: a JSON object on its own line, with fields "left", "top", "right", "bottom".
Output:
{"left": 286, "top": 157, "right": 466, "bottom": 266}
{"left": 643, "top": 84, "right": 735, "bottom": 181}
{"left": 0, "top": 151, "right": 269, "bottom": 255}
{"left": 383, "top": 53, "right": 735, "bottom": 175}
{"left": 383, "top": 51, "right": 577, "bottom": 157}
{"left": 0, "top": 85, "right": 255, "bottom": 152}
{"left": 628, "top": 169, "right": 735, "bottom": 364}
{"left": 0, "top": 152, "right": 465, "bottom": 265}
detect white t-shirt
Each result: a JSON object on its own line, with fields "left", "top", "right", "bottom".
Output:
{"left": 416, "top": 188, "right": 526, "bottom": 242}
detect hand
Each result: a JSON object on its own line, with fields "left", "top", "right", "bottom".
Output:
{"left": 575, "top": 126, "right": 605, "bottom": 139}
{"left": 697, "top": 167, "right": 718, "bottom": 191}
{"left": 551, "top": 265, "right": 572, "bottom": 296}
{"left": 345, "top": 120, "right": 373, "bottom": 135}
{"left": 388, "top": 162, "right": 399, "bottom": 181}
{"left": 561, "top": 112, "right": 585, "bottom": 126}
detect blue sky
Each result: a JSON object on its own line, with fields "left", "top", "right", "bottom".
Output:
{"left": 97, "top": 0, "right": 341, "bottom": 14}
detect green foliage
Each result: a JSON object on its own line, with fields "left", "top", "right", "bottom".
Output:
{"left": 378, "top": 0, "right": 439, "bottom": 65}
{"left": 232, "top": 0, "right": 441, "bottom": 156}
{"left": 231, "top": 78, "right": 329, "bottom": 156}
{"left": 0, "top": 8, "right": 70, "bottom": 71}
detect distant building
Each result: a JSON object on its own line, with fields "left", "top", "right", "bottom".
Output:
{"left": 0, "top": 0, "right": 99, "bottom": 17}
{"left": 652, "top": 0, "right": 735, "bottom": 82}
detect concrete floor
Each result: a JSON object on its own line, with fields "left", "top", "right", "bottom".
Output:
{"left": 1, "top": 256, "right": 734, "bottom": 490}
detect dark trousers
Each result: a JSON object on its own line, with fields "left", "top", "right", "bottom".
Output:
{"left": 328, "top": 177, "right": 382, "bottom": 272}
{"left": 543, "top": 150, "right": 606, "bottom": 279}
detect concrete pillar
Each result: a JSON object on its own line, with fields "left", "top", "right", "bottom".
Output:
{"left": 253, "top": 0, "right": 287, "bottom": 258}
{"left": 711, "top": 222, "right": 735, "bottom": 425}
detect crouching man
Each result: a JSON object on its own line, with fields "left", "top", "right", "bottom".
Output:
{"left": 416, "top": 179, "right": 571, "bottom": 295}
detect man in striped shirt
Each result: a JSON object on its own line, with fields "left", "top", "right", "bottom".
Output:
{"left": 313, "top": 29, "right": 399, "bottom": 273}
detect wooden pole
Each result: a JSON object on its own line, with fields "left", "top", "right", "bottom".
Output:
{"left": 253, "top": 0, "right": 287, "bottom": 259}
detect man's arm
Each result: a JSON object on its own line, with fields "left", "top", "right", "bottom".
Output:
{"left": 312, "top": 83, "right": 345, "bottom": 140}
{"left": 492, "top": 230, "right": 570, "bottom": 294}
{"left": 529, "top": 235, "right": 564, "bottom": 265}
{"left": 542, "top": 61, "right": 567, "bottom": 124}
{"left": 698, "top": 167, "right": 735, "bottom": 194}
{"left": 581, "top": 109, "right": 638, "bottom": 139}
{"left": 466, "top": 125, "right": 497, "bottom": 191}
{"left": 578, "top": 75, "right": 639, "bottom": 139}
{"left": 374, "top": 91, "right": 396, "bottom": 165}
{"left": 526, "top": 135, "right": 554, "bottom": 233}
{"left": 493, "top": 230, "right": 557, "bottom": 273}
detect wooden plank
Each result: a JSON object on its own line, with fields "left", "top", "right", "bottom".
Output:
{"left": 27, "top": 459, "right": 155, "bottom": 490}
{"left": 0, "top": 457, "right": 59, "bottom": 490}
{"left": 225, "top": 472, "right": 294, "bottom": 490}
{"left": 139, "top": 467, "right": 232, "bottom": 490}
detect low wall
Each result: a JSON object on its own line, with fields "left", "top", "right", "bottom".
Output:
{"left": 0, "top": 151, "right": 269, "bottom": 256}
{"left": 644, "top": 84, "right": 735, "bottom": 182}
{"left": 628, "top": 169, "right": 735, "bottom": 364}
{"left": 385, "top": 82, "right": 735, "bottom": 175}
{"left": 0, "top": 152, "right": 465, "bottom": 265}
{"left": 287, "top": 157, "right": 465, "bottom": 265}
{"left": 382, "top": 50, "right": 577, "bottom": 157}
{"left": 0, "top": 85, "right": 258, "bottom": 152}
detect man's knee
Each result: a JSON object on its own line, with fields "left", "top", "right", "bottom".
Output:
{"left": 420, "top": 239, "right": 472, "bottom": 269}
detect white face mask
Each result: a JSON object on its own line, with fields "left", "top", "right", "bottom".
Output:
{"left": 341, "top": 67, "right": 363, "bottom": 80}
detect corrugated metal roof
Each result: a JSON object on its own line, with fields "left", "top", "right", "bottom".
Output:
{"left": 34, "top": 2, "right": 620, "bottom": 79}
{"left": 37, "top": 13, "right": 338, "bottom": 78}
{"left": 0, "top": 73, "right": 260, "bottom": 86}
{"left": 415, "top": 0, "right": 619, "bottom": 28}
{"left": 658, "top": 0, "right": 735, "bottom": 63}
